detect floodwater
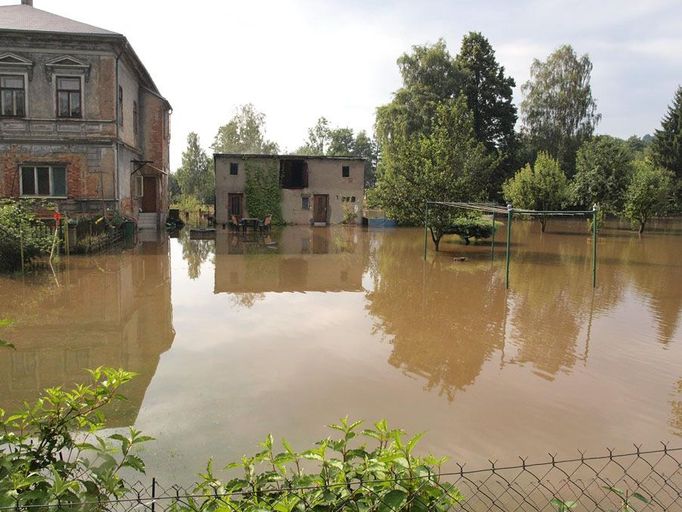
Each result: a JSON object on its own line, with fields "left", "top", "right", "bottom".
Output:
{"left": 1, "top": 221, "right": 681, "bottom": 484}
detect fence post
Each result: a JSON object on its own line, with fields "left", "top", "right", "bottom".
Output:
{"left": 592, "top": 204, "right": 598, "bottom": 288}
{"left": 151, "top": 477, "right": 156, "bottom": 512}
{"left": 505, "top": 204, "right": 512, "bottom": 289}
{"left": 423, "top": 201, "right": 428, "bottom": 260}
{"left": 19, "top": 227, "right": 25, "bottom": 274}
{"left": 491, "top": 211, "right": 496, "bottom": 260}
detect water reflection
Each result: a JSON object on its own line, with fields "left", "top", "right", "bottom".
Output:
{"left": 178, "top": 229, "right": 214, "bottom": 280}
{"left": 213, "top": 227, "right": 369, "bottom": 304}
{"left": 0, "top": 236, "right": 175, "bottom": 426}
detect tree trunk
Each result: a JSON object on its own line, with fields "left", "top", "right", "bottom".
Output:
{"left": 639, "top": 219, "right": 646, "bottom": 234}
{"left": 429, "top": 227, "right": 441, "bottom": 251}
{"left": 540, "top": 217, "right": 547, "bottom": 232}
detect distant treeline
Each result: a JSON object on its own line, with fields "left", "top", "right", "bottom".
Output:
{"left": 172, "top": 33, "right": 682, "bottom": 233}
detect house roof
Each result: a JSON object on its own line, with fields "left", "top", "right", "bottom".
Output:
{"left": 214, "top": 153, "right": 366, "bottom": 162}
{"left": 0, "top": 4, "right": 171, "bottom": 108}
{"left": 0, "top": 4, "right": 119, "bottom": 35}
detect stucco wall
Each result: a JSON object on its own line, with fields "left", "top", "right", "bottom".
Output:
{"left": 215, "top": 156, "right": 365, "bottom": 225}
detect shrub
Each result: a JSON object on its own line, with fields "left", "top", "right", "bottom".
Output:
{"left": 180, "top": 417, "right": 462, "bottom": 511}
{"left": 0, "top": 200, "right": 53, "bottom": 272}
{"left": 0, "top": 368, "right": 152, "bottom": 510}
{"left": 444, "top": 217, "right": 496, "bottom": 245}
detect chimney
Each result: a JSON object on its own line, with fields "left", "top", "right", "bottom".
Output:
{"left": 21, "top": 0, "right": 33, "bottom": 6}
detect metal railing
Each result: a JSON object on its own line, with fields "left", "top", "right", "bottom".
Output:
{"left": 4, "top": 444, "right": 679, "bottom": 511}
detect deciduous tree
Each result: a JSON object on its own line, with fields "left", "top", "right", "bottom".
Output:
{"left": 502, "top": 152, "right": 569, "bottom": 232}
{"left": 521, "top": 45, "right": 601, "bottom": 176}
{"left": 623, "top": 160, "right": 673, "bottom": 233}
{"left": 211, "top": 104, "right": 279, "bottom": 154}
{"left": 176, "top": 132, "right": 213, "bottom": 204}
{"left": 572, "top": 135, "right": 632, "bottom": 213}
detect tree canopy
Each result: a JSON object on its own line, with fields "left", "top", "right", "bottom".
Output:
{"left": 175, "top": 132, "right": 213, "bottom": 204}
{"left": 572, "top": 135, "right": 632, "bottom": 213}
{"left": 651, "top": 86, "right": 682, "bottom": 180}
{"left": 521, "top": 45, "right": 601, "bottom": 176}
{"left": 374, "top": 96, "right": 494, "bottom": 236}
{"left": 623, "top": 159, "right": 674, "bottom": 233}
{"left": 212, "top": 104, "right": 279, "bottom": 154}
{"left": 502, "top": 152, "right": 569, "bottom": 231}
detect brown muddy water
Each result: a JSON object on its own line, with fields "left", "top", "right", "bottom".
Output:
{"left": 1, "top": 220, "right": 681, "bottom": 484}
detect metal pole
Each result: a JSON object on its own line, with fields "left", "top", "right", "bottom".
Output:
{"left": 151, "top": 477, "right": 156, "bottom": 512}
{"left": 19, "top": 227, "right": 25, "bottom": 274}
{"left": 505, "top": 204, "right": 512, "bottom": 289}
{"left": 592, "top": 204, "right": 597, "bottom": 288}
{"left": 424, "top": 201, "right": 429, "bottom": 261}
{"left": 491, "top": 211, "right": 496, "bottom": 260}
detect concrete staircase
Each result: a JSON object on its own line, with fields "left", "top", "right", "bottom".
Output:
{"left": 137, "top": 212, "right": 159, "bottom": 230}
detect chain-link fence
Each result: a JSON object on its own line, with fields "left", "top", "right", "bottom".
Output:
{"left": 6, "top": 444, "right": 678, "bottom": 511}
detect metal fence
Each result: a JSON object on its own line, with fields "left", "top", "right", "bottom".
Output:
{"left": 7, "top": 444, "right": 678, "bottom": 511}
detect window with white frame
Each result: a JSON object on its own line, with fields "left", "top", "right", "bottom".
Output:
{"left": 20, "top": 165, "right": 67, "bottom": 197}
{"left": 56, "top": 76, "right": 81, "bottom": 118}
{"left": 0, "top": 75, "right": 26, "bottom": 117}
{"left": 134, "top": 175, "right": 144, "bottom": 198}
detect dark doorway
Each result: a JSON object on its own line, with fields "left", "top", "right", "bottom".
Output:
{"left": 228, "top": 193, "right": 243, "bottom": 218}
{"left": 313, "top": 194, "right": 328, "bottom": 224}
{"left": 141, "top": 177, "right": 157, "bottom": 212}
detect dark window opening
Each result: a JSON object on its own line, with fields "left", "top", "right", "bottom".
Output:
{"left": 56, "top": 77, "right": 81, "bottom": 118}
{"left": 301, "top": 196, "right": 309, "bottom": 210}
{"left": 230, "top": 162, "right": 239, "bottom": 175}
{"left": 1, "top": 75, "right": 25, "bottom": 117}
{"left": 280, "top": 159, "right": 308, "bottom": 189}
{"left": 342, "top": 165, "right": 350, "bottom": 178}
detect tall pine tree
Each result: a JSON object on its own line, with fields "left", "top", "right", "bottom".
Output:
{"left": 651, "top": 86, "right": 682, "bottom": 179}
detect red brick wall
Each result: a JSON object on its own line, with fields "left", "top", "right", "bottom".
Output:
{"left": 1, "top": 145, "right": 102, "bottom": 199}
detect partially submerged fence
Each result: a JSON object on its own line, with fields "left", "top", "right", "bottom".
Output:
{"left": 6, "top": 444, "right": 679, "bottom": 511}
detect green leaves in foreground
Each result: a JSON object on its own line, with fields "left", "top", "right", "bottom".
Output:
{"left": 181, "top": 416, "right": 463, "bottom": 511}
{"left": 0, "top": 367, "right": 151, "bottom": 510}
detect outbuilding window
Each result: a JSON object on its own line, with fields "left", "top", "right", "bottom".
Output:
{"left": 0, "top": 75, "right": 26, "bottom": 117}
{"left": 342, "top": 165, "right": 350, "bottom": 178}
{"left": 230, "top": 162, "right": 239, "bottom": 175}
{"left": 20, "top": 165, "right": 67, "bottom": 197}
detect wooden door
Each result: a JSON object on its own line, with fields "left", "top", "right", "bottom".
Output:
{"left": 228, "top": 193, "right": 243, "bottom": 218}
{"left": 313, "top": 194, "right": 328, "bottom": 224}
{"left": 141, "top": 177, "right": 157, "bottom": 212}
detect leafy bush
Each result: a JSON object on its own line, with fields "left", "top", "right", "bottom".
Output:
{"left": 244, "top": 160, "right": 283, "bottom": 224}
{"left": 429, "top": 212, "right": 496, "bottom": 250}
{"left": 443, "top": 217, "right": 496, "bottom": 245}
{"left": 0, "top": 200, "right": 53, "bottom": 272}
{"left": 0, "top": 368, "right": 152, "bottom": 510}
{"left": 179, "top": 417, "right": 462, "bottom": 511}
{"left": 1, "top": 369, "right": 461, "bottom": 511}
{"left": 623, "top": 160, "right": 673, "bottom": 233}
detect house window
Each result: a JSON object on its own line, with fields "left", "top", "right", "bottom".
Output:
{"left": 56, "top": 77, "right": 81, "bottom": 118}
{"left": 342, "top": 165, "right": 350, "bottom": 178}
{"left": 301, "top": 196, "right": 310, "bottom": 210}
{"left": 230, "top": 162, "right": 239, "bottom": 175}
{"left": 133, "top": 101, "right": 138, "bottom": 136}
{"left": 118, "top": 86, "right": 123, "bottom": 126}
{"left": 1, "top": 75, "right": 25, "bottom": 117}
{"left": 134, "top": 175, "right": 144, "bottom": 198}
{"left": 20, "top": 165, "right": 67, "bottom": 197}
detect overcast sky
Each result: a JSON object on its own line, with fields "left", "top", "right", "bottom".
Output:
{"left": 6, "top": 0, "right": 682, "bottom": 169}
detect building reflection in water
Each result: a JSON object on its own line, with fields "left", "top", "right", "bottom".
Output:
{"left": 213, "top": 227, "right": 369, "bottom": 303}
{"left": 0, "top": 234, "right": 175, "bottom": 426}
